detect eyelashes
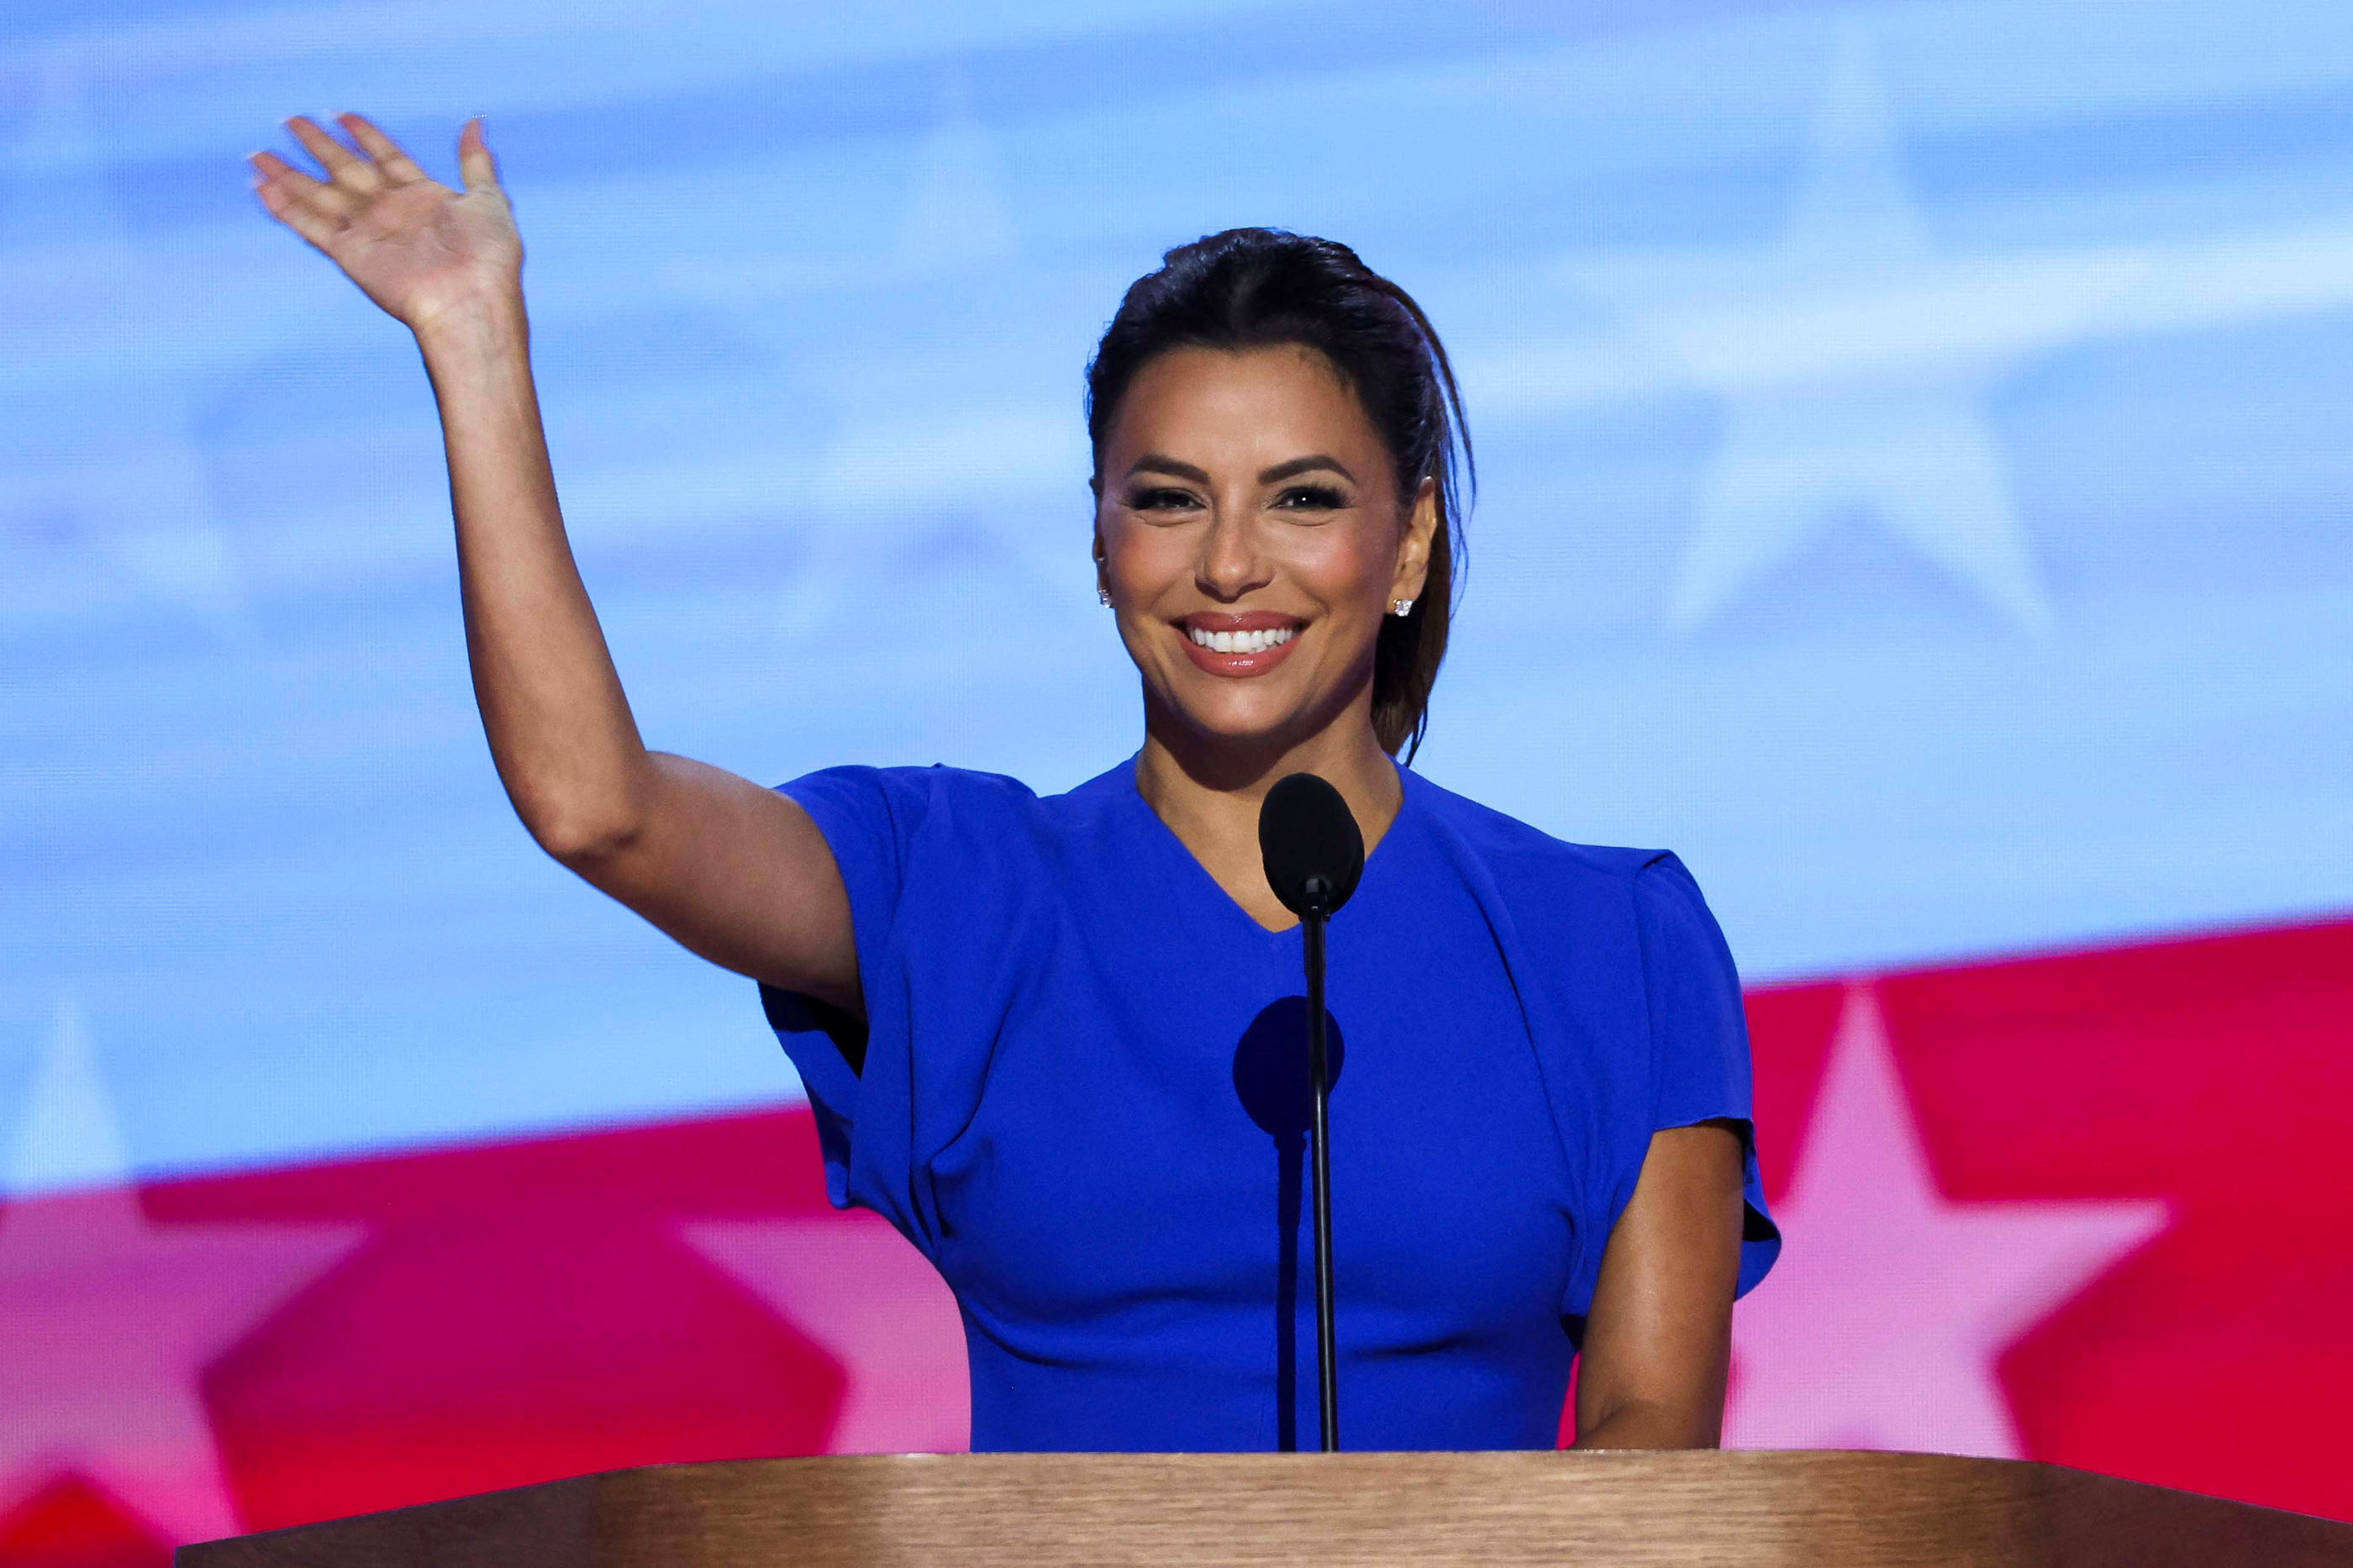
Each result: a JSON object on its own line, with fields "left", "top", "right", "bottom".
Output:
{"left": 1127, "top": 487, "right": 1199, "bottom": 511}
{"left": 1121, "top": 484, "right": 1352, "bottom": 513}
{"left": 1274, "top": 483, "right": 1347, "bottom": 512}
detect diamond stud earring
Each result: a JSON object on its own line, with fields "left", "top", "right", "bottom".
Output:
{"left": 1390, "top": 598, "right": 1415, "bottom": 617}
{"left": 1098, "top": 587, "right": 1113, "bottom": 607}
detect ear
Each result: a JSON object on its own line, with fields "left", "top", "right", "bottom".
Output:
{"left": 1390, "top": 476, "right": 1439, "bottom": 605}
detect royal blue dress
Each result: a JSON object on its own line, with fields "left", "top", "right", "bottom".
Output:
{"left": 761, "top": 760, "right": 1778, "bottom": 1453}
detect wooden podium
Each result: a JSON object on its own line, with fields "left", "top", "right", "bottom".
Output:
{"left": 176, "top": 1450, "right": 2351, "bottom": 1567}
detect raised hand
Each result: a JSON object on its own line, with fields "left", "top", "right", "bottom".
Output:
{"left": 250, "top": 114, "right": 521, "bottom": 334}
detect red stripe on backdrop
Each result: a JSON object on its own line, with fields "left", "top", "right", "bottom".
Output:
{"left": 3, "top": 916, "right": 2348, "bottom": 1565}
{"left": 0, "top": 1111, "right": 884, "bottom": 1567}
{"left": 1903, "top": 920, "right": 2353, "bottom": 1511}
{"left": 1737, "top": 917, "right": 2353, "bottom": 1518}
{"left": 165, "top": 1113, "right": 858, "bottom": 1522}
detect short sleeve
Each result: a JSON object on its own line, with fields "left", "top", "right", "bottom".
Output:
{"left": 755, "top": 763, "right": 1041, "bottom": 1261}
{"left": 756, "top": 766, "right": 929, "bottom": 1213}
{"left": 1632, "top": 853, "right": 1782, "bottom": 1297}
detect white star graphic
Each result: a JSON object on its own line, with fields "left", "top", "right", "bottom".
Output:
{"left": 1510, "top": 17, "right": 2206, "bottom": 632}
{"left": 681, "top": 1213, "right": 968, "bottom": 1455}
{"left": 895, "top": 66, "right": 1019, "bottom": 274}
{"left": 1461, "top": 43, "right": 2353, "bottom": 567}
{"left": 1587, "top": 20, "right": 2059, "bottom": 630}
{"left": 0, "top": 1001, "right": 365, "bottom": 1544}
{"left": 1726, "top": 984, "right": 2167, "bottom": 1458}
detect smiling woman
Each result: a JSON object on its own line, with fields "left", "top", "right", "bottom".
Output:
{"left": 250, "top": 119, "right": 1777, "bottom": 1455}
{"left": 1103, "top": 352, "right": 1424, "bottom": 734}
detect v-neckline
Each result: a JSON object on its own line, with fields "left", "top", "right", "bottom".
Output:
{"left": 1119, "top": 757, "right": 1413, "bottom": 939}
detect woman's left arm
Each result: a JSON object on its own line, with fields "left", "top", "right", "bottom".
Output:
{"left": 1571, "top": 1119, "right": 1747, "bottom": 1449}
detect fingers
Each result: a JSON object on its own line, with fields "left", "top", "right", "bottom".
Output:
{"left": 456, "top": 117, "right": 501, "bottom": 194}
{"left": 249, "top": 146, "right": 352, "bottom": 216}
{"left": 250, "top": 114, "right": 496, "bottom": 252}
{"left": 249, "top": 152, "right": 348, "bottom": 250}
{"left": 287, "top": 113, "right": 386, "bottom": 196}
{"left": 337, "top": 113, "right": 428, "bottom": 185}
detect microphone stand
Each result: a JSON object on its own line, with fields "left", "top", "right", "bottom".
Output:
{"left": 1302, "top": 875, "right": 1339, "bottom": 1453}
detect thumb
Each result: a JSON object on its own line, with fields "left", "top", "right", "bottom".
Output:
{"left": 457, "top": 117, "right": 499, "bottom": 192}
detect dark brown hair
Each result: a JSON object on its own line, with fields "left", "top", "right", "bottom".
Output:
{"left": 1086, "top": 228, "right": 1472, "bottom": 760}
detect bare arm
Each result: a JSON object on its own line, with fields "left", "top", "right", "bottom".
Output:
{"left": 251, "top": 116, "right": 859, "bottom": 1013}
{"left": 1571, "top": 1120, "right": 1746, "bottom": 1449}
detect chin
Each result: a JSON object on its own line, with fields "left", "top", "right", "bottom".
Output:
{"left": 1158, "top": 677, "right": 1329, "bottom": 752}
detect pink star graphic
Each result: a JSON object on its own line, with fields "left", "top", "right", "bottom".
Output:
{"left": 0, "top": 1003, "right": 365, "bottom": 1544}
{"left": 1726, "top": 984, "right": 2168, "bottom": 1458}
{"left": 680, "top": 1213, "right": 968, "bottom": 1455}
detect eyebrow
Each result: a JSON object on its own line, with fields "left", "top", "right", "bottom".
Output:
{"left": 1260, "top": 454, "right": 1357, "bottom": 485}
{"left": 1124, "top": 453, "right": 1359, "bottom": 486}
{"left": 1127, "top": 454, "right": 1211, "bottom": 484}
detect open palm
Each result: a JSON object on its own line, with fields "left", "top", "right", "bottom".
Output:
{"left": 251, "top": 114, "right": 521, "bottom": 332}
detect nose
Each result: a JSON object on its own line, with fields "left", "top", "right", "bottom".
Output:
{"left": 1196, "top": 507, "right": 1271, "bottom": 603}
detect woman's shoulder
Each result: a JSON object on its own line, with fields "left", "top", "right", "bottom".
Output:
{"left": 1404, "top": 768, "right": 1693, "bottom": 894}
{"left": 779, "top": 760, "right": 1055, "bottom": 829}
{"left": 779, "top": 758, "right": 1138, "bottom": 862}
{"left": 783, "top": 760, "right": 1035, "bottom": 804}
{"left": 789, "top": 758, "right": 1136, "bottom": 804}
{"left": 1404, "top": 774, "right": 1738, "bottom": 1012}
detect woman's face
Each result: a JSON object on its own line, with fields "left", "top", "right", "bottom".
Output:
{"left": 1094, "top": 344, "right": 1435, "bottom": 755}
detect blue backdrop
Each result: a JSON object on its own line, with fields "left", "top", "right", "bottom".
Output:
{"left": 5, "top": 0, "right": 2350, "bottom": 1189}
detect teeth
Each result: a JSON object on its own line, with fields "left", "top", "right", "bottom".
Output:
{"left": 1189, "top": 625, "right": 1297, "bottom": 654}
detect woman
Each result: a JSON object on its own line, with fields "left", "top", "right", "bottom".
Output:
{"left": 250, "top": 115, "right": 1778, "bottom": 1454}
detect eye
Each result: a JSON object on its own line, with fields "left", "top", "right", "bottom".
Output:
{"left": 1126, "top": 486, "right": 1202, "bottom": 513}
{"left": 1273, "top": 483, "right": 1349, "bottom": 513}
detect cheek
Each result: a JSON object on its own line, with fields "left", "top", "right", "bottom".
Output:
{"left": 1098, "top": 516, "right": 1177, "bottom": 585}
{"left": 1282, "top": 518, "right": 1396, "bottom": 599}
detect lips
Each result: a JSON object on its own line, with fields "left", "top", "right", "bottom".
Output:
{"left": 1176, "top": 612, "right": 1305, "bottom": 678}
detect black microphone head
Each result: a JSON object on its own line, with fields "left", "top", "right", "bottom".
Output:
{"left": 1258, "top": 772, "right": 1366, "bottom": 919}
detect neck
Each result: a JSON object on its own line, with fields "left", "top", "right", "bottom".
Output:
{"left": 1133, "top": 695, "right": 1406, "bottom": 873}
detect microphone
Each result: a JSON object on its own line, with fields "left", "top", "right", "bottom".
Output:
{"left": 1257, "top": 773, "right": 1363, "bottom": 1453}
{"left": 1260, "top": 773, "right": 1366, "bottom": 922}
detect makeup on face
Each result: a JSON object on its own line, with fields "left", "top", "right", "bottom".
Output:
{"left": 1175, "top": 609, "right": 1307, "bottom": 677}
{"left": 1097, "top": 345, "right": 1413, "bottom": 732}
